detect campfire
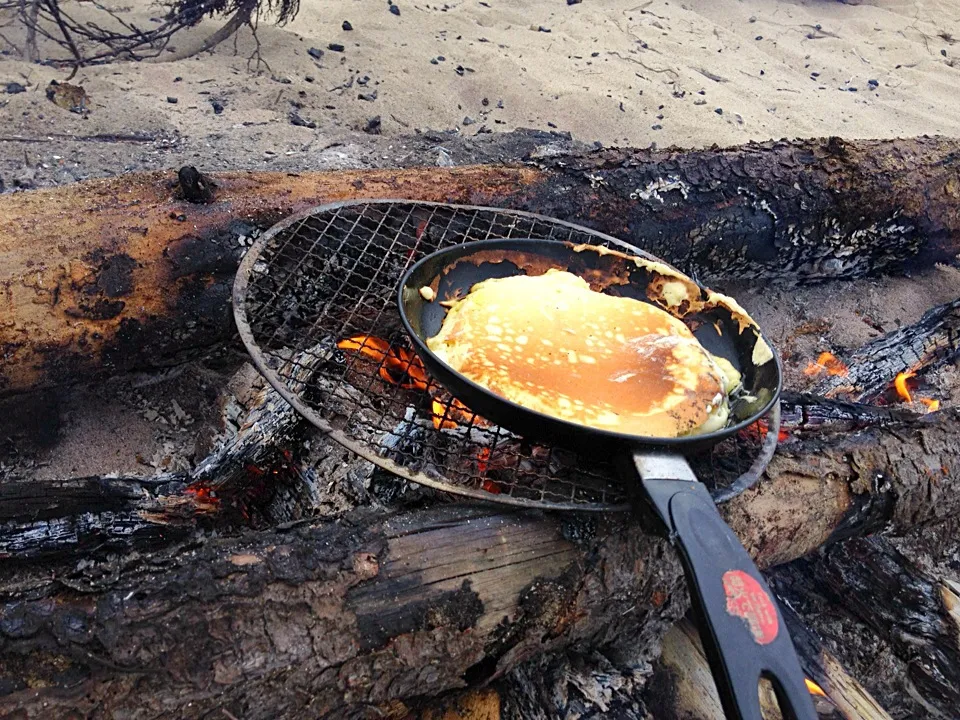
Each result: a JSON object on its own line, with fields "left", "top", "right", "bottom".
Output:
{"left": 2, "top": 147, "right": 959, "bottom": 720}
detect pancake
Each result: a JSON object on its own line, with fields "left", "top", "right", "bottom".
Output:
{"left": 426, "top": 269, "right": 740, "bottom": 438}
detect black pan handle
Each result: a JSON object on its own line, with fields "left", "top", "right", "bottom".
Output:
{"left": 632, "top": 452, "right": 817, "bottom": 720}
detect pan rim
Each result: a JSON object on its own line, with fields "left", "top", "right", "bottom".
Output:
{"left": 397, "top": 237, "right": 783, "bottom": 449}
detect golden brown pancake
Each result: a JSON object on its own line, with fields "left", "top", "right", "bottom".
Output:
{"left": 426, "top": 270, "right": 739, "bottom": 438}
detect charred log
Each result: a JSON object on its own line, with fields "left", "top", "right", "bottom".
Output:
{"left": 778, "top": 604, "right": 895, "bottom": 720}
{"left": 3, "top": 135, "right": 960, "bottom": 396}
{"left": 0, "top": 355, "right": 314, "bottom": 560}
{"left": 779, "top": 391, "right": 926, "bottom": 436}
{"left": 4, "top": 390, "right": 958, "bottom": 563}
{"left": 525, "top": 136, "right": 960, "bottom": 283}
{"left": 722, "top": 407, "right": 960, "bottom": 567}
{"left": 0, "top": 504, "right": 687, "bottom": 720}
{"left": 772, "top": 536, "right": 960, "bottom": 719}
{"left": 0, "top": 473, "right": 205, "bottom": 559}
{"left": 810, "top": 297, "right": 960, "bottom": 402}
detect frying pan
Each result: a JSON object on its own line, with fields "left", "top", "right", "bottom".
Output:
{"left": 398, "top": 239, "right": 816, "bottom": 720}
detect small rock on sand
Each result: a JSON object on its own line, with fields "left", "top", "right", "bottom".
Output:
{"left": 290, "top": 111, "right": 317, "bottom": 129}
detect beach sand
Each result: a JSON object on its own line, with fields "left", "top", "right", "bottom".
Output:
{"left": 0, "top": 0, "right": 958, "bottom": 184}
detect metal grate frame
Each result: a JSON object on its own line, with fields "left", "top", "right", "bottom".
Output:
{"left": 234, "top": 201, "right": 771, "bottom": 512}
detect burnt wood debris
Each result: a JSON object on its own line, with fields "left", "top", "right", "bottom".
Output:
{"left": 1, "top": 134, "right": 959, "bottom": 719}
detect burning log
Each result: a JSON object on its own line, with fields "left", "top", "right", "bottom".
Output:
{"left": 3, "top": 134, "right": 960, "bottom": 397}
{"left": 0, "top": 473, "right": 209, "bottom": 559}
{"left": 772, "top": 536, "right": 960, "bottom": 719}
{"left": 810, "top": 297, "right": 960, "bottom": 403}
{"left": 3, "top": 379, "right": 955, "bottom": 563}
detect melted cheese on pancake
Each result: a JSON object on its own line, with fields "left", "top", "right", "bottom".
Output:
{"left": 426, "top": 270, "right": 738, "bottom": 438}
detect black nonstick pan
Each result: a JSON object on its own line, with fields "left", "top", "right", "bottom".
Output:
{"left": 398, "top": 238, "right": 816, "bottom": 720}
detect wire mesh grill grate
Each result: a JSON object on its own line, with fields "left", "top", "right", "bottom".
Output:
{"left": 234, "top": 201, "right": 770, "bottom": 511}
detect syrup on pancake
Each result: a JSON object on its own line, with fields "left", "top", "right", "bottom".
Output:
{"left": 426, "top": 269, "right": 740, "bottom": 438}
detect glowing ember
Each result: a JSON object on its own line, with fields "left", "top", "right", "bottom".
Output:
{"left": 476, "top": 447, "right": 492, "bottom": 474}
{"left": 804, "top": 677, "right": 827, "bottom": 697}
{"left": 185, "top": 483, "right": 219, "bottom": 509}
{"left": 337, "top": 335, "right": 429, "bottom": 391}
{"left": 739, "top": 418, "right": 789, "bottom": 444}
{"left": 803, "top": 352, "right": 848, "bottom": 378}
{"left": 893, "top": 370, "right": 940, "bottom": 413}
{"left": 480, "top": 479, "right": 501, "bottom": 494}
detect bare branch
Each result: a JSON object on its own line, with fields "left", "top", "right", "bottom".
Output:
{"left": 6, "top": 0, "right": 299, "bottom": 68}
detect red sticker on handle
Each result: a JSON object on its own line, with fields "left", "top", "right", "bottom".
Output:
{"left": 722, "top": 570, "right": 779, "bottom": 645}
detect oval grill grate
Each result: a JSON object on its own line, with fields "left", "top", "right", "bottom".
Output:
{"left": 234, "top": 201, "right": 771, "bottom": 512}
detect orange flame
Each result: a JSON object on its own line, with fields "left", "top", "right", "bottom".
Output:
{"left": 894, "top": 370, "right": 915, "bottom": 402}
{"left": 337, "top": 335, "right": 429, "bottom": 391}
{"left": 431, "top": 396, "right": 488, "bottom": 430}
{"left": 803, "top": 352, "right": 849, "bottom": 378}
{"left": 337, "top": 335, "right": 494, "bottom": 430}
{"left": 432, "top": 398, "right": 460, "bottom": 430}
{"left": 804, "top": 677, "right": 827, "bottom": 697}
{"left": 893, "top": 371, "right": 940, "bottom": 413}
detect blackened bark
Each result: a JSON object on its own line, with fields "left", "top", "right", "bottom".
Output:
{"left": 0, "top": 504, "right": 686, "bottom": 720}
{"left": 517, "top": 136, "right": 960, "bottom": 283}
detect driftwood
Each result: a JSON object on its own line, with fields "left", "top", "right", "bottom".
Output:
{"left": 1, "top": 402, "right": 958, "bottom": 718}
{"left": 3, "top": 135, "right": 960, "bottom": 396}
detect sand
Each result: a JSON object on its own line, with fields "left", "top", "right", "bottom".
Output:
{"left": 0, "top": 0, "right": 959, "bottom": 184}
